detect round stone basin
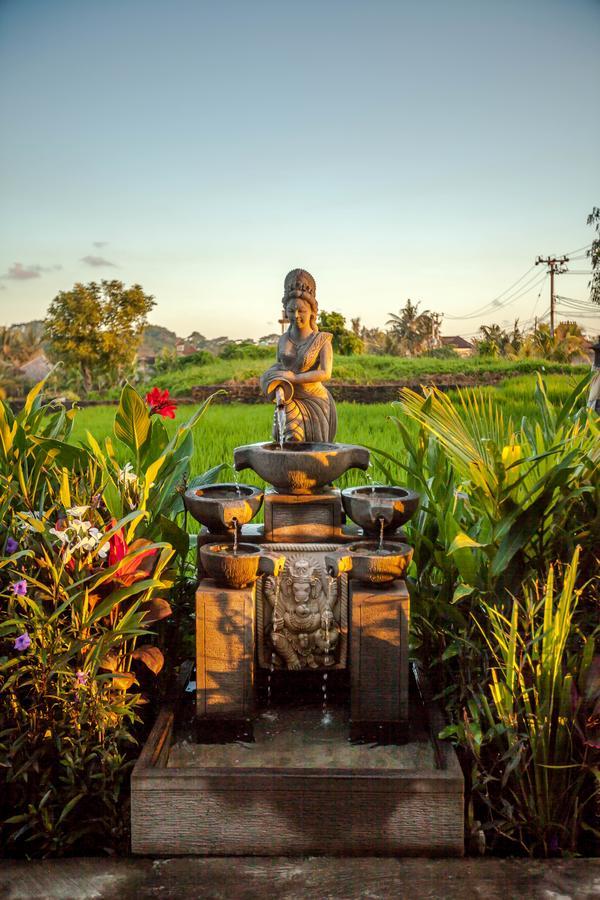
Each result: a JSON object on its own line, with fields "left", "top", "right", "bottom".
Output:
{"left": 200, "top": 543, "right": 284, "bottom": 589}
{"left": 326, "top": 540, "right": 413, "bottom": 585}
{"left": 184, "top": 483, "right": 263, "bottom": 532}
{"left": 234, "top": 442, "right": 370, "bottom": 495}
{"left": 341, "top": 485, "right": 420, "bottom": 535}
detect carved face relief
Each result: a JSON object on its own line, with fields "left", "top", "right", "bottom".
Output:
{"left": 285, "top": 298, "right": 311, "bottom": 331}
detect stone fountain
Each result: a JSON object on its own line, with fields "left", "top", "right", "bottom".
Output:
{"left": 130, "top": 269, "right": 464, "bottom": 857}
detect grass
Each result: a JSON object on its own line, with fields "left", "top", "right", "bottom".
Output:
{"left": 139, "top": 355, "right": 585, "bottom": 395}
{"left": 69, "top": 373, "right": 586, "bottom": 500}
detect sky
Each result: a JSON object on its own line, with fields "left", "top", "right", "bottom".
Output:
{"left": 0, "top": 0, "right": 599, "bottom": 340}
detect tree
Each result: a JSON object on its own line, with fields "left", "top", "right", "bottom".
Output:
{"left": 476, "top": 321, "right": 522, "bottom": 358}
{"left": 45, "top": 281, "right": 155, "bottom": 393}
{"left": 386, "top": 300, "right": 442, "bottom": 356}
{"left": 318, "top": 310, "right": 364, "bottom": 355}
{"left": 524, "top": 321, "right": 587, "bottom": 362}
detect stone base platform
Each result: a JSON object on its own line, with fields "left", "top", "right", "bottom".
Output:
{"left": 131, "top": 674, "right": 464, "bottom": 857}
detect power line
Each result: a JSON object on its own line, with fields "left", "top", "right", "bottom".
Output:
{"left": 559, "top": 242, "right": 592, "bottom": 257}
{"left": 445, "top": 268, "right": 546, "bottom": 321}
{"left": 444, "top": 264, "right": 538, "bottom": 320}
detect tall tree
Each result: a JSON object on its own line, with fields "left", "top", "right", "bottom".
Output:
{"left": 318, "top": 310, "right": 364, "bottom": 355}
{"left": 386, "top": 300, "right": 442, "bottom": 356}
{"left": 45, "top": 281, "right": 155, "bottom": 393}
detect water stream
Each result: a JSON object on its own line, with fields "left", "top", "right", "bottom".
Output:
{"left": 378, "top": 516, "right": 385, "bottom": 552}
{"left": 321, "top": 672, "right": 332, "bottom": 725}
{"left": 275, "top": 387, "right": 286, "bottom": 449}
{"left": 227, "top": 463, "right": 242, "bottom": 496}
{"left": 232, "top": 518, "right": 239, "bottom": 555}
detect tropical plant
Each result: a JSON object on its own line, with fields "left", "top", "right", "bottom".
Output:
{"left": 447, "top": 549, "right": 599, "bottom": 855}
{"left": 0, "top": 376, "right": 221, "bottom": 855}
{"left": 386, "top": 300, "right": 442, "bottom": 356}
{"left": 370, "top": 372, "right": 599, "bottom": 854}
{"left": 522, "top": 322, "right": 588, "bottom": 363}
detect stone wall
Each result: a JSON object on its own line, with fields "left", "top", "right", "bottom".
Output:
{"left": 190, "top": 372, "right": 510, "bottom": 404}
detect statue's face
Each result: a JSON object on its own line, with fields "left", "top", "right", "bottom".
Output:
{"left": 286, "top": 298, "right": 311, "bottom": 330}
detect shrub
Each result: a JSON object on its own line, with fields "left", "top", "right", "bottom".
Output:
{"left": 0, "top": 378, "right": 221, "bottom": 855}
{"left": 372, "top": 372, "right": 600, "bottom": 854}
{"left": 219, "top": 342, "right": 273, "bottom": 360}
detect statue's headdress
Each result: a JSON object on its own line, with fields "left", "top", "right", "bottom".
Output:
{"left": 282, "top": 269, "right": 317, "bottom": 308}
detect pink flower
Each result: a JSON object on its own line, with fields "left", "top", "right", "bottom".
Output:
{"left": 76, "top": 670, "right": 88, "bottom": 686}
{"left": 145, "top": 387, "right": 177, "bottom": 419}
{"left": 11, "top": 580, "right": 27, "bottom": 596}
{"left": 14, "top": 632, "right": 31, "bottom": 651}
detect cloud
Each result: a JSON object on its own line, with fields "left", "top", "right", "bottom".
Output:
{"left": 1, "top": 262, "right": 62, "bottom": 280}
{"left": 93, "top": 241, "right": 108, "bottom": 248}
{"left": 81, "top": 255, "right": 116, "bottom": 267}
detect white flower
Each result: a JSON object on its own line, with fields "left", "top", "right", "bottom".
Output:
{"left": 49, "top": 527, "right": 69, "bottom": 544}
{"left": 97, "top": 543, "right": 109, "bottom": 559}
{"left": 66, "top": 506, "right": 89, "bottom": 517}
{"left": 118, "top": 463, "right": 138, "bottom": 486}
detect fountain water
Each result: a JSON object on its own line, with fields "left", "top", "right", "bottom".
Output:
{"left": 378, "top": 516, "right": 385, "bottom": 552}
{"left": 232, "top": 517, "right": 239, "bottom": 555}
{"left": 275, "top": 386, "right": 286, "bottom": 449}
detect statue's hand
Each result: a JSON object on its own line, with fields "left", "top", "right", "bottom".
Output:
{"left": 277, "top": 370, "right": 296, "bottom": 383}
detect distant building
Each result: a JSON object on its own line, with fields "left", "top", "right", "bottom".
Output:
{"left": 175, "top": 340, "right": 197, "bottom": 357}
{"left": 18, "top": 351, "right": 53, "bottom": 382}
{"left": 440, "top": 336, "right": 475, "bottom": 357}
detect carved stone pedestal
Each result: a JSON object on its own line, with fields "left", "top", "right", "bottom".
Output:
{"left": 195, "top": 581, "right": 255, "bottom": 720}
{"left": 350, "top": 580, "right": 410, "bottom": 742}
{"left": 263, "top": 489, "right": 343, "bottom": 542}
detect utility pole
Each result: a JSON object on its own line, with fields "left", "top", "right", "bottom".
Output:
{"left": 535, "top": 255, "right": 569, "bottom": 337}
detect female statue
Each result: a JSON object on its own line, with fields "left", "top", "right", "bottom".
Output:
{"left": 260, "top": 269, "right": 337, "bottom": 443}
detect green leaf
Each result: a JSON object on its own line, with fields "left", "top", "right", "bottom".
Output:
{"left": 448, "top": 533, "right": 486, "bottom": 553}
{"left": 114, "top": 384, "right": 151, "bottom": 456}
{"left": 452, "top": 584, "right": 475, "bottom": 604}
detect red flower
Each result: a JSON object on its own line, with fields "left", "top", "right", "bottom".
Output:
{"left": 145, "top": 387, "right": 177, "bottom": 419}
{"left": 108, "top": 524, "right": 128, "bottom": 567}
{"left": 108, "top": 521, "right": 157, "bottom": 586}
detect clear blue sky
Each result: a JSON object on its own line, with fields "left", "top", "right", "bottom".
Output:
{"left": 1, "top": 0, "right": 599, "bottom": 339}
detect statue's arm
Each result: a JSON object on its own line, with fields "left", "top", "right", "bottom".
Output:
{"left": 291, "top": 338, "right": 333, "bottom": 385}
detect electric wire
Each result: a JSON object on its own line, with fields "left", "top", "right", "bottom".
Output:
{"left": 443, "top": 264, "right": 538, "bottom": 320}
{"left": 445, "top": 268, "right": 546, "bottom": 321}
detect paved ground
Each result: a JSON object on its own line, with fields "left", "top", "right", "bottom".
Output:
{"left": 1, "top": 857, "right": 600, "bottom": 900}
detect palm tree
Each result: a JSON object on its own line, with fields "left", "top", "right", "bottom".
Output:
{"left": 387, "top": 300, "right": 441, "bottom": 356}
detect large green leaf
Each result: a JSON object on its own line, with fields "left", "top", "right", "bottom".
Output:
{"left": 114, "top": 384, "right": 151, "bottom": 457}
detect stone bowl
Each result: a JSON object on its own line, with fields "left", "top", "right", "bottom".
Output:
{"left": 234, "top": 442, "right": 370, "bottom": 495}
{"left": 325, "top": 541, "right": 413, "bottom": 585}
{"left": 341, "top": 485, "right": 420, "bottom": 535}
{"left": 184, "top": 483, "right": 264, "bottom": 533}
{"left": 200, "top": 543, "right": 285, "bottom": 590}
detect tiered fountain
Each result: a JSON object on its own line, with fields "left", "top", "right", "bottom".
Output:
{"left": 130, "top": 270, "right": 464, "bottom": 857}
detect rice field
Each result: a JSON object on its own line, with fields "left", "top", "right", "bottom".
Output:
{"left": 68, "top": 373, "right": 586, "bottom": 497}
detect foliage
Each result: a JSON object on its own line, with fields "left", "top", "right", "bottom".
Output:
{"left": 450, "top": 550, "right": 599, "bottom": 855}
{"left": 522, "top": 323, "right": 588, "bottom": 363}
{"left": 0, "top": 376, "right": 220, "bottom": 855}
{"left": 317, "top": 311, "right": 364, "bottom": 356}
{"left": 371, "top": 373, "right": 599, "bottom": 854}
{"left": 386, "top": 299, "right": 442, "bottom": 356}
{"left": 218, "top": 341, "right": 273, "bottom": 361}
{"left": 44, "top": 281, "right": 155, "bottom": 394}
{"left": 475, "top": 321, "right": 524, "bottom": 358}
